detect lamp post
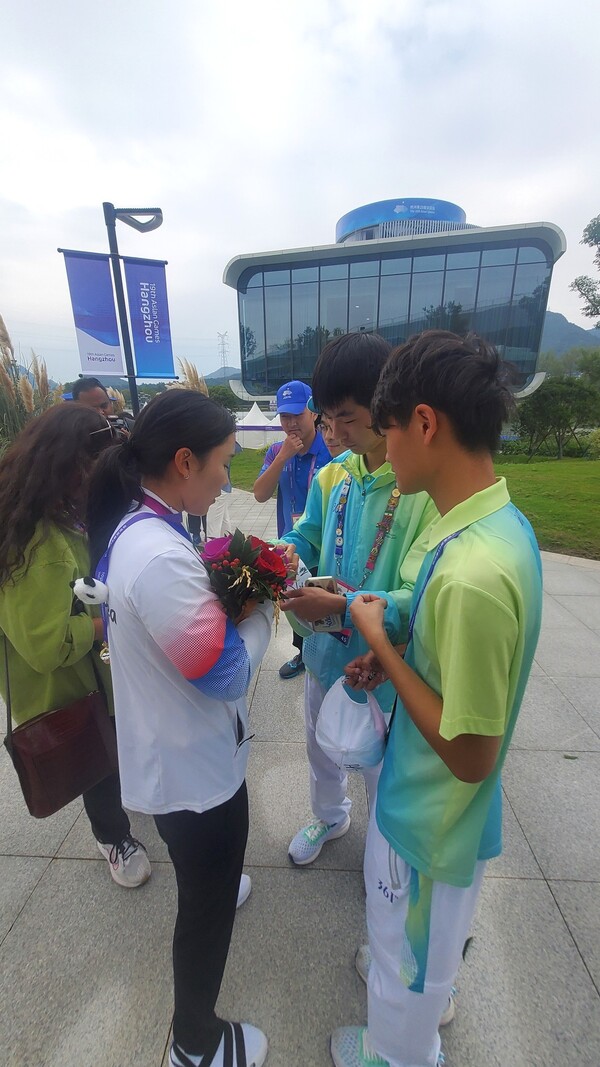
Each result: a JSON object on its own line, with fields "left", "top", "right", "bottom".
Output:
{"left": 102, "top": 202, "right": 163, "bottom": 415}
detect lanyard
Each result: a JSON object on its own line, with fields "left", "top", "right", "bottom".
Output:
{"left": 95, "top": 498, "right": 191, "bottom": 638}
{"left": 334, "top": 473, "right": 401, "bottom": 589}
{"left": 406, "top": 528, "right": 466, "bottom": 646}
{"left": 288, "top": 452, "right": 317, "bottom": 515}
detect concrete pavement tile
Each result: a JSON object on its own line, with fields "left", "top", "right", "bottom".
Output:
{"left": 569, "top": 557, "right": 600, "bottom": 572}
{"left": 549, "top": 880, "right": 600, "bottom": 990}
{"left": 492, "top": 795, "right": 543, "bottom": 878}
{"left": 533, "top": 623, "right": 600, "bottom": 677}
{"left": 245, "top": 741, "right": 369, "bottom": 871}
{"left": 0, "top": 747, "right": 83, "bottom": 857}
{"left": 442, "top": 877, "right": 600, "bottom": 1067}
{"left": 511, "top": 675, "right": 600, "bottom": 751}
{"left": 528, "top": 659, "right": 545, "bottom": 676}
{"left": 541, "top": 551, "right": 574, "bottom": 563}
{"left": 0, "top": 858, "right": 175, "bottom": 1067}
{"left": 249, "top": 671, "right": 306, "bottom": 742}
{"left": 541, "top": 563, "right": 600, "bottom": 595}
{"left": 260, "top": 615, "right": 303, "bottom": 670}
{"left": 503, "top": 750, "right": 600, "bottom": 879}
{"left": 160, "top": 1027, "right": 173, "bottom": 1067}
{"left": 0, "top": 855, "right": 51, "bottom": 941}
{"left": 219, "top": 867, "right": 367, "bottom": 1067}
{"left": 551, "top": 677, "right": 600, "bottom": 737}
{"left": 554, "top": 594, "right": 600, "bottom": 632}
{"left": 540, "top": 592, "right": 581, "bottom": 631}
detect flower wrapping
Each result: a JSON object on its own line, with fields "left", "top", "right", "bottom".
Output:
{"left": 201, "top": 528, "right": 289, "bottom": 622}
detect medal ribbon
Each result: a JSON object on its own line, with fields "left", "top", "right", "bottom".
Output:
{"left": 334, "top": 473, "right": 401, "bottom": 589}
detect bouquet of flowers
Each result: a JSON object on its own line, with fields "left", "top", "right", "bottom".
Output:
{"left": 201, "top": 528, "right": 290, "bottom": 623}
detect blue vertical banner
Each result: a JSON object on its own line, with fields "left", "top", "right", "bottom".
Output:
{"left": 61, "top": 251, "right": 124, "bottom": 375}
{"left": 123, "top": 257, "right": 175, "bottom": 377}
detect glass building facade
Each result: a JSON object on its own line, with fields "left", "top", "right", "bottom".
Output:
{"left": 225, "top": 202, "right": 565, "bottom": 396}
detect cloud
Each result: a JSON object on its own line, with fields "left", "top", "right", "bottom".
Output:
{"left": 1, "top": 0, "right": 599, "bottom": 380}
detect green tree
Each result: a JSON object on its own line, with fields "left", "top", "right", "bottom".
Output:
{"left": 537, "top": 350, "right": 563, "bottom": 377}
{"left": 517, "top": 377, "right": 600, "bottom": 459}
{"left": 207, "top": 384, "right": 242, "bottom": 414}
{"left": 570, "top": 214, "right": 600, "bottom": 327}
{"left": 577, "top": 348, "right": 600, "bottom": 387}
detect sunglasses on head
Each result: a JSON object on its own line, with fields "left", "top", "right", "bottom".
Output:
{"left": 89, "top": 420, "right": 119, "bottom": 452}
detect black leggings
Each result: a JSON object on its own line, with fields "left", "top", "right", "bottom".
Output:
{"left": 154, "top": 782, "right": 249, "bottom": 1056}
{"left": 82, "top": 723, "right": 131, "bottom": 845}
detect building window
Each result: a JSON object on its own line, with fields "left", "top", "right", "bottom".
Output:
{"left": 349, "top": 275, "right": 379, "bottom": 332}
{"left": 320, "top": 278, "right": 348, "bottom": 337}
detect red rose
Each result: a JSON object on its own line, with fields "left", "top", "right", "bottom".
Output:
{"left": 256, "top": 546, "right": 287, "bottom": 579}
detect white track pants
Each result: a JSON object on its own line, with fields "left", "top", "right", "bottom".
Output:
{"left": 206, "top": 492, "right": 231, "bottom": 539}
{"left": 305, "top": 673, "right": 381, "bottom": 825}
{"left": 364, "top": 808, "right": 486, "bottom": 1067}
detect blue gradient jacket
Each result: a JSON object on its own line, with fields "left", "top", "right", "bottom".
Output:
{"left": 279, "top": 451, "right": 438, "bottom": 708}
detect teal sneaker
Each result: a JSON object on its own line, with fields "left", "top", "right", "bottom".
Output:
{"left": 354, "top": 944, "right": 456, "bottom": 1025}
{"left": 330, "top": 1027, "right": 389, "bottom": 1066}
{"left": 288, "top": 815, "right": 351, "bottom": 865}
{"left": 330, "top": 1027, "right": 445, "bottom": 1066}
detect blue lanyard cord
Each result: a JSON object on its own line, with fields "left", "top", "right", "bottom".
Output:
{"left": 406, "top": 528, "right": 466, "bottom": 647}
{"left": 288, "top": 452, "right": 317, "bottom": 514}
{"left": 95, "top": 510, "right": 191, "bottom": 640}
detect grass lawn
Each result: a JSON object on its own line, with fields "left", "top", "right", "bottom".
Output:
{"left": 494, "top": 459, "right": 600, "bottom": 559}
{"left": 230, "top": 449, "right": 600, "bottom": 559}
{"left": 230, "top": 447, "right": 266, "bottom": 492}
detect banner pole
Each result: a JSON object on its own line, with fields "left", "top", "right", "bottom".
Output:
{"left": 103, "top": 202, "right": 140, "bottom": 415}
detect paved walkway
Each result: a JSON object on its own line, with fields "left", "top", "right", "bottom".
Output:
{"left": 1, "top": 489, "right": 599, "bottom": 1066}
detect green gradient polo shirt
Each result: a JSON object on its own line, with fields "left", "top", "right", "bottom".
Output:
{"left": 376, "top": 478, "right": 543, "bottom": 887}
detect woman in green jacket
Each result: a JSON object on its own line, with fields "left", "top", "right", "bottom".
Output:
{"left": 0, "top": 403, "right": 150, "bottom": 888}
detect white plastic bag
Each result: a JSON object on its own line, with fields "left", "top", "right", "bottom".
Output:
{"left": 315, "top": 675, "right": 387, "bottom": 772}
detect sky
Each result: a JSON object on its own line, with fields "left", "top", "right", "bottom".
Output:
{"left": 1, "top": 0, "right": 599, "bottom": 383}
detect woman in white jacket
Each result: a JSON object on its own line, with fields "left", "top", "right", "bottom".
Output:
{"left": 87, "top": 390, "right": 274, "bottom": 1067}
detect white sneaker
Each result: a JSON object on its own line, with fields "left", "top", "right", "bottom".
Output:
{"left": 96, "top": 835, "right": 151, "bottom": 888}
{"left": 288, "top": 815, "right": 351, "bottom": 865}
{"left": 237, "top": 873, "right": 251, "bottom": 908}
{"left": 170, "top": 1021, "right": 268, "bottom": 1066}
{"left": 355, "top": 945, "right": 456, "bottom": 1025}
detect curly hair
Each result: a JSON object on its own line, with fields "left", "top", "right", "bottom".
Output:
{"left": 0, "top": 403, "right": 112, "bottom": 584}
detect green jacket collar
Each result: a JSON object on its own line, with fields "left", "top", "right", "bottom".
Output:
{"left": 427, "top": 477, "right": 510, "bottom": 550}
{"left": 341, "top": 450, "right": 396, "bottom": 489}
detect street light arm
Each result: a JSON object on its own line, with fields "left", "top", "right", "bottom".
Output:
{"left": 103, "top": 202, "right": 163, "bottom": 234}
{"left": 114, "top": 209, "right": 163, "bottom": 233}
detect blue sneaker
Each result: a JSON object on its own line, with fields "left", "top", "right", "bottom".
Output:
{"left": 279, "top": 653, "right": 305, "bottom": 679}
{"left": 288, "top": 815, "right": 351, "bottom": 865}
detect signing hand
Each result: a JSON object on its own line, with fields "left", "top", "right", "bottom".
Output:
{"left": 349, "top": 594, "right": 387, "bottom": 646}
{"left": 344, "top": 651, "right": 388, "bottom": 691}
{"left": 281, "top": 586, "right": 346, "bottom": 623}
{"left": 277, "top": 542, "right": 299, "bottom": 582}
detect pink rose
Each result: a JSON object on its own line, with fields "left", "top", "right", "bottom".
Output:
{"left": 202, "top": 535, "right": 233, "bottom": 562}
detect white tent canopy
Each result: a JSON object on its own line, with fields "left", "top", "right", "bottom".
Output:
{"left": 235, "top": 402, "right": 283, "bottom": 449}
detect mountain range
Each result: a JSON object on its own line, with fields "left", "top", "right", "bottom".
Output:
{"left": 29, "top": 312, "right": 598, "bottom": 390}
{"left": 540, "top": 310, "right": 600, "bottom": 355}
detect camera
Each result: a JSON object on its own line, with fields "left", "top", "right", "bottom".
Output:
{"left": 107, "top": 413, "right": 134, "bottom": 439}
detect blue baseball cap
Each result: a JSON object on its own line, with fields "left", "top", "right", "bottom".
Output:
{"left": 276, "top": 380, "right": 313, "bottom": 415}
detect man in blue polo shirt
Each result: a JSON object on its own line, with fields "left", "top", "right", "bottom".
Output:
{"left": 254, "top": 380, "right": 331, "bottom": 678}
